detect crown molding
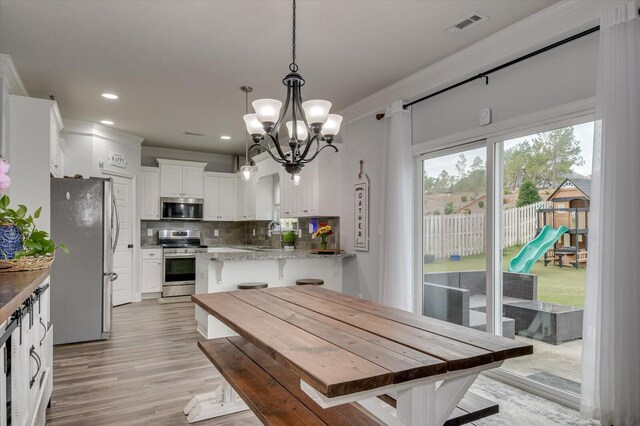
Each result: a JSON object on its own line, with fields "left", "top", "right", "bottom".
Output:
{"left": 142, "top": 145, "right": 233, "bottom": 163}
{"left": 0, "top": 54, "right": 29, "bottom": 96}
{"left": 156, "top": 158, "right": 207, "bottom": 168}
{"left": 62, "top": 119, "right": 144, "bottom": 147}
{"left": 339, "top": 0, "right": 611, "bottom": 123}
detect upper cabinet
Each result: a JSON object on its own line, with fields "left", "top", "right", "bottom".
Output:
{"left": 139, "top": 167, "right": 160, "bottom": 220}
{"left": 204, "top": 173, "right": 235, "bottom": 221}
{"left": 277, "top": 156, "right": 339, "bottom": 218}
{"left": 157, "top": 159, "right": 205, "bottom": 199}
{"left": 236, "top": 175, "right": 257, "bottom": 220}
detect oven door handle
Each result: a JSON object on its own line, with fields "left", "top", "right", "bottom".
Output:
{"left": 164, "top": 254, "right": 198, "bottom": 259}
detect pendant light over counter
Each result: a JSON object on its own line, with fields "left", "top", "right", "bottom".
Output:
{"left": 242, "top": 0, "right": 342, "bottom": 182}
{"left": 240, "top": 86, "right": 257, "bottom": 182}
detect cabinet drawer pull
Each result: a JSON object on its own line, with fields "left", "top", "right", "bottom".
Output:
{"left": 39, "top": 318, "right": 47, "bottom": 346}
{"left": 29, "top": 346, "right": 42, "bottom": 388}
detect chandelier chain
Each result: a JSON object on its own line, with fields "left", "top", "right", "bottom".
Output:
{"left": 289, "top": 0, "right": 298, "bottom": 72}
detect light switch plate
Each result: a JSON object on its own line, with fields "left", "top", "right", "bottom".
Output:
{"left": 147, "top": 229, "right": 153, "bottom": 237}
{"left": 253, "top": 229, "right": 256, "bottom": 237}
{"left": 214, "top": 230, "right": 219, "bottom": 237}
{"left": 308, "top": 223, "right": 314, "bottom": 234}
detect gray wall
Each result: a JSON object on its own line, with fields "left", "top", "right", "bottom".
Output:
{"left": 338, "top": 116, "right": 386, "bottom": 301}
{"left": 411, "top": 32, "right": 598, "bottom": 145}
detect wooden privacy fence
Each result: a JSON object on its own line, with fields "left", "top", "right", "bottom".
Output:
{"left": 424, "top": 201, "right": 549, "bottom": 259}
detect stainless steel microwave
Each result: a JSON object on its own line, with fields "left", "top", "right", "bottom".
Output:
{"left": 160, "top": 197, "right": 204, "bottom": 221}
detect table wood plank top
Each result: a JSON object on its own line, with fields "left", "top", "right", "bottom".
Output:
{"left": 192, "top": 286, "right": 532, "bottom": 398}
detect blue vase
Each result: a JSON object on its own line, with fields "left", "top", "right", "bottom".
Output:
{"left": 0, "top": 225, "right": 23, "bottom": 259}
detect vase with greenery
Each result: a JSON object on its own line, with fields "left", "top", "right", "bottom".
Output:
{"left": 313, "top": 223, "right": 333, "bottom": 250}
{"left": 283, "top": 231, "right": 296, "bottom": 251}
{"left": 0, "top": 195, "right": 68, "bottom": 271}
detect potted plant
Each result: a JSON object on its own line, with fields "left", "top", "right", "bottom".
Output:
{"left": 0, "top": 195, "right": 68, "bottom": 272}
{"left": 313, "top": 223, "right": 333, "bottom": 251}
{"left": 283, "top": 231, "right": 296, "bottom": 251}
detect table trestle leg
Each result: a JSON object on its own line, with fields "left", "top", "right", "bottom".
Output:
{"left": 183, "top": 378, "right": 248, "bottom": 423}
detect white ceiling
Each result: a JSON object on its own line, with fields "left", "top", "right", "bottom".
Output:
{"left": 0, "top": 0, "right": 557, "bottom": 155}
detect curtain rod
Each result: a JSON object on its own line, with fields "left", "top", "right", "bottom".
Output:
{"left": 375, "top": 25, "right": 601, "bottom": 120}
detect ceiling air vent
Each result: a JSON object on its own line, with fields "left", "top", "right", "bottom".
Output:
{"left": 183, "top": 131, "right": 204, "bottom": 137}
{"left": 447, "top": 12, "right": 488, "bottom": 34}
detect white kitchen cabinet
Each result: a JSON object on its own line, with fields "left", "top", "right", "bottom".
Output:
{"left": 277, "top": 158, "right": 336, "bottom": 218}
{"left": 204, "top": 173, "right": 235, "bottom": 221}
{"left": 235, "top": 175, "right": 257, "bottom": 220}
{"left": 157, "top": 159, "right": 206, "bottom": 199}
{"left": 142, "top": 249, "right": 163, "bottom": 293}
{"left": 49, "top": 136, "right": 67, "bottom": 178}
{"left": 139, "top": 167, "right": 160, "bottom": 220}
{"left": 9, "top": 278, "right": 52, "bottom": 426}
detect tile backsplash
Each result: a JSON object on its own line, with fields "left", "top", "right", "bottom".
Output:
{"left": 141, "top": 217, "right": 340, "bottom": 250}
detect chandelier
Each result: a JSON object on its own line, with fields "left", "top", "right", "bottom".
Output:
{"left": 242, "top": 0, "right": 342, "bottom": 180}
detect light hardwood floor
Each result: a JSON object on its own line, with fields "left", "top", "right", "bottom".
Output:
{"left": 47, "top": 300, "right": 260, "bottom": 425}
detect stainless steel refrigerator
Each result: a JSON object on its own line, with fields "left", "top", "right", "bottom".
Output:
{"left": 50, "top": 177, "right": 120, "bottom": 344}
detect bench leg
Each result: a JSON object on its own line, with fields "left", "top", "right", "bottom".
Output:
{"left": 184, "top": 379, "right": 249, "bottom": 423}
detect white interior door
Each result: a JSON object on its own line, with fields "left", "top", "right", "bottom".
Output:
{"left": 111, "top": 175, "right": 133, "bottom": 306}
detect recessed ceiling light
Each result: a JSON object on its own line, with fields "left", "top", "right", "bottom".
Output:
{"left": 101, "top": 93, "right": 119, "bottom": 100}
{"left": 100, "top": 120, "right": 114, "bottom": 125}
{"left": 220, "top": 136, "right": 231, "bottom": 140}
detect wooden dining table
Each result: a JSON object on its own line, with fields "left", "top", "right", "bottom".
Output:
{"left": 190, "top": 286, "right": 533, "bottom": 425}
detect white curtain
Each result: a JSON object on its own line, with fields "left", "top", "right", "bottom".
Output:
{"left": 581, "top": 2, "right": 640, "bottom": 424}
{"left": 379, "top": 100, "right": 413, "bottom": 311}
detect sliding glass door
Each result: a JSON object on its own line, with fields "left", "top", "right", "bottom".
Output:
{"left": 419, "top": 119, "right": 594, "bottom": 402}
{"left": 497, "top": 122, "right": 593, "bottom": 396}
{"left": 421, "top": 142, "right": 488, "bottom": 331}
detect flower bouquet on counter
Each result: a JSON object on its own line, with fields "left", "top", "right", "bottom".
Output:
{"left": 0, "top": 194, "right": 68, "bottom": 272}
{"left": 313, "top": 223, "right": 333, "bottom": 250}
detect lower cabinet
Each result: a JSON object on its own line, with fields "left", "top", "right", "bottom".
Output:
{"left": 142, "top": 249, "right": 163, "bottom": 293}
{"left": 6, "top": 278, "right": 52, "bottom": 426}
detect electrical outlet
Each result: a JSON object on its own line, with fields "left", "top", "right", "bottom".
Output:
{"left": 147, "top": 229, "right": 153, "bottom": 237}
{"left": 253, "top": 229, "right": 256, "bottom": 237}
{"left": 297, "top": 229, "right": 301, "bottom": 238}
{"left": 308, "top": 223, "right": 314, "bottom": 234}
{"left": 214, "top": 230, "right": 219, "bottom": 237}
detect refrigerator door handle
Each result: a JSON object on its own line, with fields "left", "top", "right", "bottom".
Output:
{"left": 112, "top": 195, "right": 120, "bottom": 253}
{"left": 110, "top": 272, "right": 119, "bottom": 282}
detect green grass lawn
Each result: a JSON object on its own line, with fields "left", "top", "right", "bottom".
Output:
{"left": 425, "top": 245, "right": 586, "bottom": 307}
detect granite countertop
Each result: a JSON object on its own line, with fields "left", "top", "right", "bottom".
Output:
{"left": 204, "top": 249, "right": 355, "bottom": 261}
{"left": 0, "top": 268, "right": 50, "bottom": 325}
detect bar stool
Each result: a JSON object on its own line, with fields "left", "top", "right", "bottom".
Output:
{"left": 237, "top": 282, "right": 269, "bottom": 290}
{"left": 295, "top": 278, "right": 324, "bottom": 286}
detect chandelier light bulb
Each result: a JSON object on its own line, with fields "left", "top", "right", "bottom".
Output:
{"left": 240, "top": 164, "right": 253, "bottom": 181}
{"left": 322, "top": 114, "right": 343, "bottom": 136}
{"left": 302, "top": 100, "right": 331, "bottom": 125}
{"left": 243, "top": 114, "right": 265, "bottom": 136}
{"left": 252, "top": 99, "right": 282, "bottom": 125}
{"left": 292, "top": 174, "right": 301, "bottom": 185}
{"left": 286, "top": 120, "right": 309, "bottom": 141}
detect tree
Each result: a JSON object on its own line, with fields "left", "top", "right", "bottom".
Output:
{"left": 444, "top": 202, "right": 454, "bottom": 215}
{"left": 517, "top": 180, "right": 541, "bottom": 207}
{"left": 504, "top": 127, "right": 584, "bottom": 190}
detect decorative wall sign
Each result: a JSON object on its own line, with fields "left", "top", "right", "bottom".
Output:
{"left": 108, "top": 151, "right": 127, "bottom": 168}
{"left": 354, "top": 160, "right": 369, "bottom": 252}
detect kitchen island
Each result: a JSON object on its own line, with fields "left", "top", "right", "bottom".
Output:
{"left": 194, "top": 248, "right": 355, "bottom": 338}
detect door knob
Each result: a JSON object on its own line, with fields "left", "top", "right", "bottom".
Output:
{"left": 127, "top": 244, "right": 134, "bottom": 249}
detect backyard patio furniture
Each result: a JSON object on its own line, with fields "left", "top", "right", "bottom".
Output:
{"left": 502, "top": 301, "right": 584, "bottom": 345}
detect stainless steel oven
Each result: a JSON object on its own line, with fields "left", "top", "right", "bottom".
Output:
{"left": 161, "top": 197, "right": 204, "bottom": 221}
{"left": 159, "top": 230, "right": 207, "bottom": 297}
{"left": 163, "top": 252, "right": 197, "bottom": 297}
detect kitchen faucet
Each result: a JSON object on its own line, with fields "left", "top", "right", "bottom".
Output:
{"left": 267, "top": 220, "right": 283, "bottom": 250}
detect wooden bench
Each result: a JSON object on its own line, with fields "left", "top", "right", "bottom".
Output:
{"left": 198, "top": 336, "right": 499, "bottom": 425}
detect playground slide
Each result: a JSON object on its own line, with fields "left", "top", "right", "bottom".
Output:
{"left": 508, "top": 225, "right": 569, "bottom": 274}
